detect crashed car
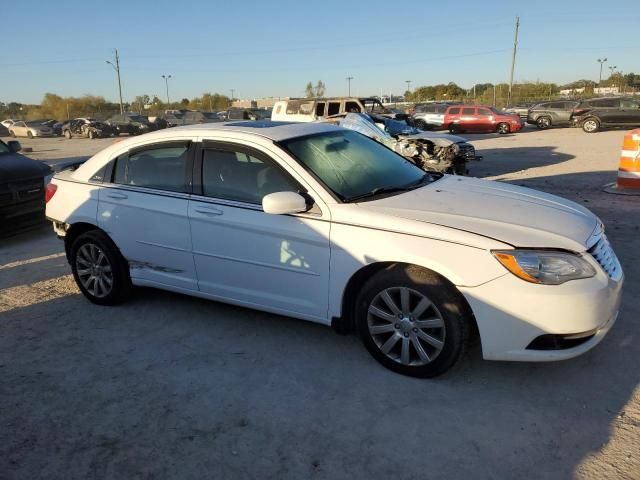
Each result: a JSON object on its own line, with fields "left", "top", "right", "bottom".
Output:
{"left": 328, "top": 113, "right": 479, "bottom": 175}
{"left": 63, "top": 118, "right": 113, "bottom": 139}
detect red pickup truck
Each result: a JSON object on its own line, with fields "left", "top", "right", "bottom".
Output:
{"left": 444, "top": 105, "right": 523, "bottom": 134}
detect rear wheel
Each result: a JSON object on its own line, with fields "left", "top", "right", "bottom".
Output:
{"left": 497, "top": 122, "right": 510, "bottom": 134}
{"left": 9, "top": 130, "right": 15, "bottom": 138}
{"left": 27, "top": 131, "right": 33, "bottom": 139}
{"left": 70, "top": 230, "right": 132, "bottom": 305}
{"left": 536, "top": 116, "right": 552, "bottom": 129}
{"left": 88, "top": 130, "right": 95, "bottom": 139}
{"left": 448, "top": 123, "right": 462, "bottom": 134}
{"left": 582, "top": 118, "right": 600, "bottom": 133}
{"left": 64, "top": 130, "right": 72, "bottom": 139}
{"left": 356, "top": 265, "right": 471, "bottom": 377}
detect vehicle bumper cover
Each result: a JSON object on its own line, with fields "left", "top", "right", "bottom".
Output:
{"left": 458, "top": 266, "right": 623, "bottom": 361}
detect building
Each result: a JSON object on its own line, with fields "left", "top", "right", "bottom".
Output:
{"left": 232, "top": 97, "right": 292, "bottom": 109}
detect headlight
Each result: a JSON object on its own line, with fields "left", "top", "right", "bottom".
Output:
{"left": 492, "top": 250, "right": 596, "bottom": 285}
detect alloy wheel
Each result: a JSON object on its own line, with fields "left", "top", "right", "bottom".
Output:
{"left": 367, "top": 287, "right": 446, "bottom": 366}
{"left": 583, "top": 120, "right": 598, "bottom": 132}
{"left": 75, "top": 243, "right": 113, "bottom": 298}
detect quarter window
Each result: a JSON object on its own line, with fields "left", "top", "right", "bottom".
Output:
{"left": 112, "top": 144, "right": 189, "bottom": 192}
{"left": 201, "top": 148, "right": 298, "bottom": 205}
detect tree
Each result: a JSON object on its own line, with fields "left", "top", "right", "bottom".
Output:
{"left": 181, "top": 98, "right": 190, "bottom": 106}
{"left": 304, "top": 80, "right": 326, "bottom": 98}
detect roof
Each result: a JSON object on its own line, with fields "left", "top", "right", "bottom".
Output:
{"left": 143, "top": 120, "right": 342, "bottom": 142}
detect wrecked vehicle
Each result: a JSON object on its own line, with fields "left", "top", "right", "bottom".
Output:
{"left": 328, "top": 113, "right": 479, "bottom": 175}
{"left": 272, "top": 97, "right": 407, "bottom": 122}
{"left": 63, "top": 118, "right": 114, "bottom": 139}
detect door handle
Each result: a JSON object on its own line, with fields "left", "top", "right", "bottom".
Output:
{"left": 106, "top": 192, "right": 128, "bottom": 200}
{"left": 194, "top": 207, "right": 223, "bottom": 216}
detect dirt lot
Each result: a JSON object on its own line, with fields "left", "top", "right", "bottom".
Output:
{"left": 1, "top": 128, "right": 639, "bottom": 479}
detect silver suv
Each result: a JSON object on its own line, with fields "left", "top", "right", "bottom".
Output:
{"left": 412, "top": 103, "right": 451, "bottom": 130}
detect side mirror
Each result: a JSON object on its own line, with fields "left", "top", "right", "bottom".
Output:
{"left": 7, "top": 140, "right": 22, "bottom": 152}
{"left": 262, "top": 191, "right": 308, "bottom": 215}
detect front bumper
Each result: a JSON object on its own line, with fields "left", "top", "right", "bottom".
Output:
{"left": 458, "top": 257, "right": 623, "bottom": 362}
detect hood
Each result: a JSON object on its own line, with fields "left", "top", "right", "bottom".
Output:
{"left": 357, "top": 176, "right": 598, "bottom": 251}
{"left": 401, "top": 131, "right": 468, "bottom": 146}
{"left": 0, "top": 152, "right": 52, "bottom": 182}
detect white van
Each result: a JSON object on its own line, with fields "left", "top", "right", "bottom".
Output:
{"left": 271, "top": 97, "right": 403, "bottom": 122}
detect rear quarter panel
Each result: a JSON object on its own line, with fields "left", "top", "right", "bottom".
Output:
{"left": 46, "top": 176, "right": 99, "bottom": 228}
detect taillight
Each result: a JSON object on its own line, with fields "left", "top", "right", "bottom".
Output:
{"left": 45, "top": 183, "right": 57, "bottom": 203}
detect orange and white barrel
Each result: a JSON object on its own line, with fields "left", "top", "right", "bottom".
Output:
{"left": 605, "top": 129, "right": 640, "bottom": 195}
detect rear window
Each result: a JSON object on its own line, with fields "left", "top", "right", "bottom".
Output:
{"left": 448, "top": 107, "right": 460, "bottom": 115}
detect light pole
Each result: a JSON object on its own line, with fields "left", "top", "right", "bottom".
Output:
{"left": 405, "top": 80, "right": 411, "bottom": 92}
{"left": 161, "top": 74, "right": 172, "bottom": 105}
{"left": 106, "top": 49, "right": 124, "bottom": 115}
{"left": 608, "top": 65, "right": 617, "bottom": 76}
{"left": 230, "top": 89, "right": 235, "bottom": 102}
{"left": 346, "top": 76, "right": 353, "bottom": 96}
{"left": 597, "top": 58, "right": 608, "bottom": 86}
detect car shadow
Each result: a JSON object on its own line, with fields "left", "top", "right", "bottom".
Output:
{"left": 466, "top": 145, "right": 575, "bottom": 179}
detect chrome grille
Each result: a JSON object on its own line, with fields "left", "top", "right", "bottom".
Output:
{"left": 588, "top": 234, "right": 622, "bottom": 279}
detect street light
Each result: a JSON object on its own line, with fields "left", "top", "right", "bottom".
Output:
{"left": 106, "top": 49, "right": 124, "bottom": 115}
{"left": 405, "top": 80, "right": 412, "bottom": 92}
{"left": 161, "top": 74, "right": 172, "bottom": 105}
{"left": 346, "top": 76, "right": 353, "bottom": 96}
{"left": 597, "top": 58, "right": 608, "bottom": 86}
{"left": 608, "top": 65, "right": 618, "bottom": 75}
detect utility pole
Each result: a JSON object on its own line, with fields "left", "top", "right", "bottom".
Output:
{"left": 597, "top": 58, "right": 607, "bottom": 86}
{"left": 493, "top": 84, "right": 496, "bottom": 106}
{"left": 507, "top": 16, "right": 520, "bottom": 106}
{"left": 405, "top": 80, "right": 412, "bottom": 99}
{"left": 106, "top": 49, "right": 124, "bottom": 115}
{"left": 230, "top": 89, "right": 235, "bottom": 102}
{"left": 162, "top": 74, "right": 172, "bottom": 105}
{"left": 346, "top": 76, "right": 353, "bottom": 96}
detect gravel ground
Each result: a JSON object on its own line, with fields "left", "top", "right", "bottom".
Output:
{"left": 1, "top": 128, "right": 638, "bottom": 479}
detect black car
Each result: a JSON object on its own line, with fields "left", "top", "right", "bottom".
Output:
{"left": 105, "top": 113, "right": 154, "bottom": 136}
{"left": 226, "top": 108, "right": 270, "bottom": 121}
{"left": 0, "top": 139, "right": 52, "bottom": 236}
{"left": 572, "top": 97, "right": 640, "bottom": 133}
{"left": 527, "top": 101, "right": 579, "bottom": 129}
{"left": 63, "top": 118, "right": 114, "bottom": 139}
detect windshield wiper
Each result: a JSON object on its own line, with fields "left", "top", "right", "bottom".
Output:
{"left": 346, "top": 173, "right": 435, "bottom": 203}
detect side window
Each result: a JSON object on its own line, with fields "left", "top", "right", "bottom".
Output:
{"left": 345, "top": 101, "right": 361, "bottom": 113}
{"left": 436, "top": 105, "right": 448, "bottom": 113}
{"left": 112, "top": 144, "right": 189, "bottom": 192}
{"left": 621, "top": 99, "right": 639, "bottom": 109}
{"left": 327, "top": 102, "right": 341, "bottom": 116}
{"left": 462, "top": 107, "right": 475, "bottom": 115}
{"left": 315, "top": 102, "right": 325, "bottom": 116}
{"left": 593, "top": 99, "right": 617, "bottom": 108}
{"left": 448, "top": 107, "right": 460, "bottom": 115}
{"left": 201, "top": 148, "right": 298, "bottom": 205}
{"left": 478, "top": 108, "right": 492, "bottom": 116}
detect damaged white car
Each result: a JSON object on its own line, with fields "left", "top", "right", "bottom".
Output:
{"left": 327, "top": 112, "right": 479, "bottom": 175}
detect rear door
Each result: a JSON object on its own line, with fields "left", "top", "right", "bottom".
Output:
{"left": 460, "top": 107, "right": 479, "bottom": 130}
{"left": 98, "top": 140, "right": 197, "bottom": 290}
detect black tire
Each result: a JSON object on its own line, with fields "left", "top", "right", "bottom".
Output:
{"left": 448, "top": 123, "right": 462, "bottom": 134}
{"left": 582, "top": 117, "right": 600, "bottom": 133}
{"left": 355, "top": 264, "right": 471, "bottom": 378}
{"left": 497, "top": 122, "right": 510, "bottom": 134}
{"left": 69, "top": 230, "right": 132, "bottom": 306}
{"left": 414, "top": 119, "right": 427, "bottom": 130}
{"left": 64, "top": 130, "right": 72, "bottom": 139}
{"left": 536, "top": 116, "right": 552, "bottom": 130}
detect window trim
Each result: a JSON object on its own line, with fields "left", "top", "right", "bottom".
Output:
{"left": 107, "top": 140, "right": 195, "bottom": 194}
{"left": 194, "top": 140, "right": 308, "bottom": 208}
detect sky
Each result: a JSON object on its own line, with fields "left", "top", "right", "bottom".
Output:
{"left": 2, "top": 0, "right": 639, "bottom": 104}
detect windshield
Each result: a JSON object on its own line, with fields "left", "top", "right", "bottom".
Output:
{"left": 0, "top": 141, "right": 9, "bottom": 154}
{"left": 281, "top": 130, "right": 428, "bottom": 202}
{"left": 128, "top": 115, "right": 147, "bottom": 122}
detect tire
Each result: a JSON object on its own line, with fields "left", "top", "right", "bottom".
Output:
{"left": 27, "top": 131, "right": 33, "bottom": 139}
{"left": 9, "top": 130, "right": 15, "bottom": 138}
{"left": 355, "top": 264, "right": 471, "bottom": 378}
{"left": 536, "top": 116, "right": 552, "bottom": 130}
{"left": 582, "top": 118, "right": 600, "bottom": 133}
{"left": 88, "top": 130, "right": 95, "bottom": 140}
{"left": 497, "top": 122, "right": 510, "bottom": 134}
{"left": 69, "top": 230, "right": 132, "bottom": 306}
{"left": 64, "top": 130, "right": 72, "bottom": 139}
{"left": 414, "top": 119, "right": 427, "bottom": 130}
{"left": 448, "top": 124, "right": 462, "bottom": 134}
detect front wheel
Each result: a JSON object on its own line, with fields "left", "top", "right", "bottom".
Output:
{"left": 9, "top": 130, "right": 15, "bottom": 138}
{"left": 356, "top": 265, "right": 471, "bottom": 377}
{"left": 497, "top": 122, "right": 510, "bottom": 134}
{"left": 64, "top": 130, "right": 72, "bottom": 139}
{"left": 582, "top": 118, "right": 600, "bottom": 133}
{"left": 448, "top": 124, "right": 462, "bottom": 134}
{"left": 88, "top": 130, "right": 95, "bottom": 139}
{"left": 70, "top": 230, "right": 132, "bottom": 305}
{"left": 27, "top": 131, "right": 33, "bottom": 139}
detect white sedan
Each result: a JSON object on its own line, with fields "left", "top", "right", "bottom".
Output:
{"left": 45, "top": 122, "right": 623, "bottom": 377}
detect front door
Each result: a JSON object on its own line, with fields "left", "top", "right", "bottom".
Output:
{"left": 620, "top": 99, "right": 640, "bottom": 125}
{"left": 188, "top": 141, "right": 331, "bottom": 321}
{"left": 97, "top": 140, "right": 197, "bottom": 290}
